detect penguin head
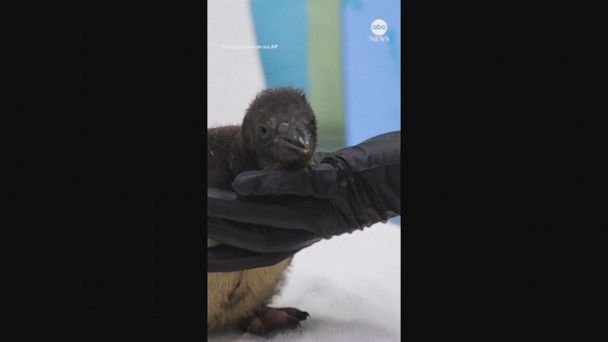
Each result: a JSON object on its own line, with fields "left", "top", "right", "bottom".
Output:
{"left": 242, "top": 87, "right": 317, "bottom": 170}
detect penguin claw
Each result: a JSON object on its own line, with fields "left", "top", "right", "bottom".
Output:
{"left": 280, "top": 307, "right": 310, "bottom": 321}
{"left": 243, "top": 306, "right": 309, "bottom": 336}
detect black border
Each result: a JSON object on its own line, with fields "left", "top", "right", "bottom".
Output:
{"left": 405, "top": 0, "right": 608, "bottom": 340}
{"left": 3, "top": 4, "right": 205, "bottom": 341}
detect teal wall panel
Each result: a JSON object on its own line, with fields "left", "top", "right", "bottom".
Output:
{"left": 250, "top": 0, "right": 309, "bottom": 93}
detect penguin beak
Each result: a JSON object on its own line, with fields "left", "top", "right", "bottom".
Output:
{"left": 277, "top": 121, "right": 312, "bottom": 154}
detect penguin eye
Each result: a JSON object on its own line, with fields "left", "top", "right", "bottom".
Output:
{"left": 257, "top": 125, "right": 269, "bottom": 138}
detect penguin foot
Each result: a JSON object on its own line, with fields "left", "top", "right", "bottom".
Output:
{"left": 241, "top": 306, "right": 309, "bottom": 336}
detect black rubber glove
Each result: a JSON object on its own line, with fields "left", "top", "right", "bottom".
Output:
{"left": 207, "top": 131, "right": 401, "bottom": 272}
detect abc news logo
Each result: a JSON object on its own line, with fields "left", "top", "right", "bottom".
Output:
{"left": 370, "top": 19, "right": 389, "bottom": 43}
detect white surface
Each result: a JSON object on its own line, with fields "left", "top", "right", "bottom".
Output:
{"left": 207, "top": 0, "right": 266, "bottom": 128}
{"left": 208, "top": 221, "right": 401, "bottom": 341}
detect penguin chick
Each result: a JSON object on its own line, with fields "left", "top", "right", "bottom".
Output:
{"left": 207, "top": 87, "right": 317, "bottom": 336}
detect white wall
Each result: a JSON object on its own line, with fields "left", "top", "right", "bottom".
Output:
{"left": 207, "top": 0, "right": 266, "bottom": 128}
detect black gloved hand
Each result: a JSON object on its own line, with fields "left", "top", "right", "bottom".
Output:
{"left": 207, "top": 131, "right": 401, "bottom": 272}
